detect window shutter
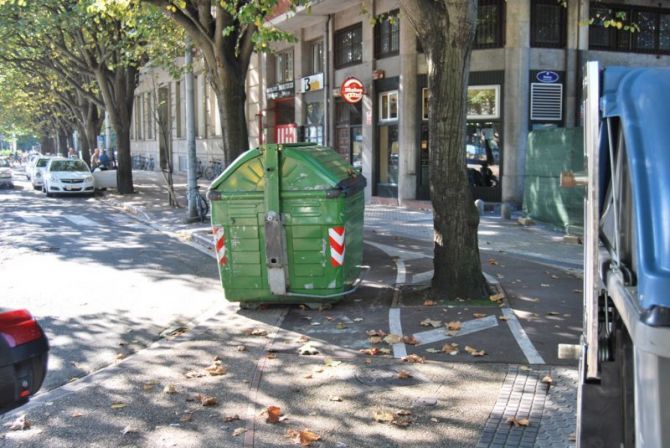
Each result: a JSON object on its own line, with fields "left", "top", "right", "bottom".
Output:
{"left": 530, "top": 83, "right": 563, "bottom": 121}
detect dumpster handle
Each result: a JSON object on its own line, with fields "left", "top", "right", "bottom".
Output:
{"left": 284, "top": 265, "right": 371, "bottom": 299}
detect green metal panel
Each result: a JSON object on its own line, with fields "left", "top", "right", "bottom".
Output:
{"left": 209, "top": 143, "right": 366, "bottom": 304}
{"left": 523, "top": 128, "right": 584, "bottom": 234}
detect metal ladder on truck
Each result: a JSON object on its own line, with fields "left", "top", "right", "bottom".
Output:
{"left": 562, "top": 62, "right": 670, "bottom": 447}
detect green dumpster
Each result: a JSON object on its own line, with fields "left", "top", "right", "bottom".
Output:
{"left": 207, "top": 143, "right": 366, "bottom": 307}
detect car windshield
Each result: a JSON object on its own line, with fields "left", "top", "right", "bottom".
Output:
{"left": 49, "top": 160, "right": 89, "bottom": 172}
{"left": 37, "top": 158, "right": 50, "bottom": 167}
{"left": 0, "top": 159, "right": 9, "bottom": 168}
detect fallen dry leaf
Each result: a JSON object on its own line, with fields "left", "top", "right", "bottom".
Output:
{"left": 423, "top": 299, "right": 436, "bottom": 306}
{"left": 324, "top": 358, "right": 342, "bottom": 367}
{"left": 447, "top": 321, "right": 462, "bottom": 331}
{"left": 420, "top": 318, "right": 442, "bottom": 328}
{"left": 197, "top": 394, "right": 218, "bottom": 407}
{"left": 392, "top": 414, "right": 412, "bottom": 427}
{"left": 163, "top": 384, "right": 177, "bottom": 394}
{"left": 383, "top": 334, "right": 403, "bottom": 345}
{"left": 224, "top": 415, "right": 240, "bottom": 423}
{"left": 507, "top": 417, "right": 530, "bottom": 427}
{"left": 298, "top": 343, "right": 319, "bottom": 356}
{"left": 184, "top": 370, "right": 206, "bottom": 379}
{"left": 464, "top": 346, "right": 486, "bottom": 357}
{"left": 328, "top": 396, "right": 343, "bottom": 402}
{"left": 246, "top": 328, "right": 268, "bottom": 336}
{"left": 286, "top": 428, "right": 321, "bottom": 446}
{"left": 441, "top": 343, "right": 459, "bottom": 354}
{"left": 111, "top": 402, "right": 127, "bottom": 410}
{"left": 360, "top": 347, "right": 381, "bottom": 356}
{"left": 266, "top": 405, "right": 282, "bottom": 424}
{"left": 473, "top": 313, "right": 487, "bottom": 319}
{"left": 403, "top": 335, "right": 418, "bottom": 345}
{"left": 115, "top": 353, "right": 125, "bottom": 361}
{"left": 366, "top": 329, "right": 386, "bottom": 337}
{"left": 378, "top": 348, "right": 391, "bottom": 354}
{"left": 498, "top": 315, "right": 509, "bottom": 321}
{"left": 372, "top": 409, "right": 395, "bottom": 423}
{"left": 425, "top": 348, "right": 440, "bottom": 353}
{"left": 325, "top": 316, "right": 334, "bottom": 321}
{"left": 542, "top": 375, "right": 553, "bottom": 384}
{"left": 205, "top": 363, "right": 228, "bottom": 376}
{"left": 489, "top": 292, "right": 504, "bottom": 303}
{"left": 297, "top": 335, "right": 310, "bottom": 343}
{"left": 540, "top": 283, "right": 551, "bottom": 288}
{"left": 402, "top": 354, "right": 425, "bottom": 364}
{"left": 303, "top": 373, "right": 313, "bottom": 379}
{"left": 121, "top": 425, "right": 139, "bottom": 435}
{"left": 353, "top": 318, "right": 364, "bottom": 322}
{"left": 180, "top": 413, "right": 193, "bottom": 423}
{"left": 233, "top": 427, "right": 247, "bottom": 436}
{"left": 397, "top": 370, "right": 413, "bottom": 379}
{"left": 7, "top": 415, "right": 31, "bottom": 431}
{"left": 143, "top": 380, "right": 159, "bottom": 391}
{"left": 335, "top": 322, "right": 347, "bottom": 330}
{"left": 266, "top": 352, "right": 277, "bottom": 359}
{"left": 368, "top": 336, "right": 383, "bottom": 344}
{"left": 71, "top": 412, "right": 83, "bottom": 418}
{"left": 236, "top": 345, "right": 247, "bottom": 352}
{"left": 487, "top": 258, "right": 498, "bottom": 265}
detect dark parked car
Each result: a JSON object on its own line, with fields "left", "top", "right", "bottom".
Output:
{"left": 0, "top": 309, "right": 49, "bottom": 413}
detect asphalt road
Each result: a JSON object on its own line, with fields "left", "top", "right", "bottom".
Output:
{"left": 0, "top": 176, "right": 223, "bottom": 392}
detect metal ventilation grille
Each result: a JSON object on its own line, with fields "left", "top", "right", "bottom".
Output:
{"left": 530, "top": 83, "right": 563, "bottom": 121}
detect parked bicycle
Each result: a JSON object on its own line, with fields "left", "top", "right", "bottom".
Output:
{"left": 189, "top": 185, "right": 209, "bottom": 223}
{"left": 203, "top": 159, "right": 224, "bottom": 181}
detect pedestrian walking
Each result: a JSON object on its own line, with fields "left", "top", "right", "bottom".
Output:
{"left": 91, "top": 148, "right": 100, "bottom": 170}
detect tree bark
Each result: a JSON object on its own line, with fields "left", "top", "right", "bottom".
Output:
{"left": 402, "top": 0, "right": 488, "bottom": 300}
{"left": 209, "top": 67, "right": 248, "bottom": 166}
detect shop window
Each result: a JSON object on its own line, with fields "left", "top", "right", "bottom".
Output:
{"left": 304, "top": 102, "right": 323, "bottom": 145}
{"left": 531, "top": 0, "right": 566, "bottom": 48}
{"left": 375, "top": 10, "right": 400, "bottom": 59}
{"left": 309, "top": 40, "right": 323, "bottom": 75}
{"left": 275, "top": 50, "right": 294, "bottom": 83}
{"left": 589, "top": 4, "right": 670, "bottom": 55}
{"left": 274, "top": 99, "right": 294, "bottom": 125}
{"left": 379, "top": 91, "right": 398, "bottom": 122}
{"left": 336, "top": 100, "right": 362, "bottom": 125}
{"left": 475, "top": 0, "right": 505, "bottom": 49}
{"left": 335, "top": 23, "right": 363, "bottom": 68}
{"left": 422, "top": 88, "right": 429, "bottom": 121}
{"left": 467, "top": 85, "right": 500, "bottom": 120}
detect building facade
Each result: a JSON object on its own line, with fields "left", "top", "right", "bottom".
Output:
{"left": 130, "top": 0, "right": 670, "bottom": 207}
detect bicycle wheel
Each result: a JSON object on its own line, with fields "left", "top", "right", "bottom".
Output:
{"left": 197, "top": 193, "right": 209, "bottom": 222}
{"left": 203, "top": 166, "right": 215, "bottom": 181}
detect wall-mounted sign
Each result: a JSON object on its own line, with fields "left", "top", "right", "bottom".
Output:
{"left": 266, "top": 81, "right": 295, "bottom": 100}
{"left": 536, "top": 71, "right": 559, "bottom": 83}
{"left": 299, "top": 73, "right": 324, "bottom": 93}
{"left": 340, "top": 77, "right": 365, "bottom": 104}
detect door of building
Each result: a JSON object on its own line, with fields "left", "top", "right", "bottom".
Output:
{"left": 376, "top": 124, "right": 399, "bottom": 198}
{"left": 417, "top": 123, "right": 430, "bottom": 199}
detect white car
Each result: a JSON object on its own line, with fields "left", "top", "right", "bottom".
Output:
{"left": 43, "top": 158, "right": 95, "bottom": 197}
{"left": 0, "top": 158, "right": 13, "bottom": 188}
{"left": 30, "top": 157, "right": 51, "bottom": 190}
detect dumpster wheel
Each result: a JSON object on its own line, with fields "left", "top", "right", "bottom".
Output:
{"left": 239, "top": 302, "right": 261, "bottom": 311}
{"left": 304, "top": 302, "right": 334, "bottom": 311}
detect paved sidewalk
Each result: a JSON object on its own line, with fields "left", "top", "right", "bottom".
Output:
{"left": 1, "top": 169, "right": 582, "bottom": 447}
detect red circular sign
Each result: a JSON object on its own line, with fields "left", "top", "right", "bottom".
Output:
{"left": 340, "top": 77, "right": 365, "bottom": 104}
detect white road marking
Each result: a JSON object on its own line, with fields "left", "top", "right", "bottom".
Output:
{"left": 502, "top": 308, "right": 546, "bottom": 364}
{"left": 413, "top": 315, "right": 499, "bottom": 346}
{"left": 389, "top": 308, "right": 407, "bottom": 358}
{"left": 64, "top": 215, "right": 99, "bottom": 227}
{"left": 396, "top": 258, "right": 407, "bottom": 285}
{"left": 16, "top": 213, "right": 48, "bottom": 224}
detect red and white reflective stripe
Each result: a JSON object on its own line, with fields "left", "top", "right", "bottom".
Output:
{"left": 212, "top": 226, "right": 227, "bottom": 266}
{"left": 329, "top": 226, "right": 345, "bottom": 267}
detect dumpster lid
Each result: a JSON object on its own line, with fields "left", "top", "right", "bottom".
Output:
{"left": 211, "top": 143, "right": 363, "bottom": 193}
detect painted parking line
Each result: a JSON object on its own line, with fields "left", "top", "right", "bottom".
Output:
{"left": 63, "top": 215, "right": 100, "bottom": 227}
{"left": 413, "top": 315, "right": 499, "bottom": 346}
{"left": 364, "top": 241, "right": 431, "bottom": 260}
{"left": 502, "top": 308, "right": 546, "bottom": 364}
{"left": 388, "top": 308, "right": 407, "bottom": 358}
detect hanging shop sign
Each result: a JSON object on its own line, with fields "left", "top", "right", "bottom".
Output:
{"left": 536, "top": 71, "right": 559, "bottom": 83}
{"left": 266, "top": 81, "right": 295, "bottom": 100}
{"left": 340, "top": 77, "right": 365, "bottom": 104}
{"left": 299, "top": 73, "right": 324, "bottom": 93}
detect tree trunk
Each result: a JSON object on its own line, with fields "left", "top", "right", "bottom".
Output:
{"left": 210, "top": 68, "right": 248, "bottom": 166}
{"left": 403, "top": 0, "right": 488, "bottom": 300}
{"left": 94, "top": 65, "right": 138, "bottom": 194}
{"left": 75, "top": 123, "right": 91, "bottom": 166}
{"left": 58, "top": 129, "right": 69, "bottom": 157}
